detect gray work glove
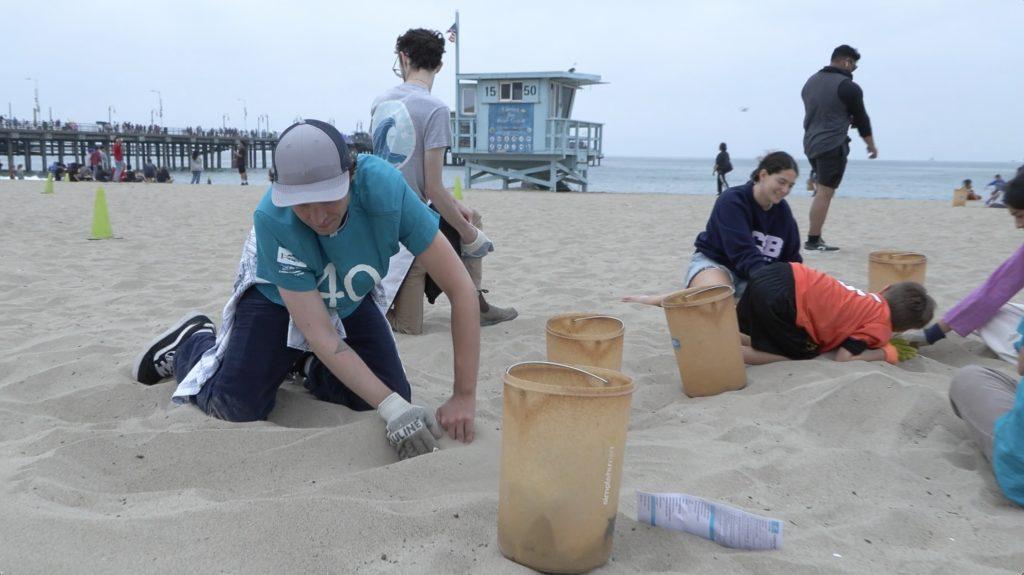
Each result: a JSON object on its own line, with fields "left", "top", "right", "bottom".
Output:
{"left": 377, "top": 392, "right": 443, "bottom": 460}
{"left": 901, "top": 329, "right": 929, "bottom": 347}
{"left": 461, "top": 228, "right": 494, "bottom": 258}
{"left": 902, "top": 324, "right": 946, "bottom": 348}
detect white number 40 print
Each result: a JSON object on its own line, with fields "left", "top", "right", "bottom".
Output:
{"left": 317, "top": 263, "right": 382, "bottom": 307}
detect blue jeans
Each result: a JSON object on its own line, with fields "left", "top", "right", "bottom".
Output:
{"left": 174, "top": 288, "right": 411, "bottom": 422}
{"left": 191, "top": 171, "right": 201, "bottom": 184}
{"left": 685, "top": 251, "right": 747, "bottom": 299}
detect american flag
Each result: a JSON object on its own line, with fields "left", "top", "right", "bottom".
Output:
{"left": 446, "top": 22, "right": 457, "bottom": 43}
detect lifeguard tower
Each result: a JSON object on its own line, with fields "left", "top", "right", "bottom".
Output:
{"left": 451, "top": 71, "right": 604, "bottom": 191}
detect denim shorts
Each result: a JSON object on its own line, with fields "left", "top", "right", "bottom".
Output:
{"left": 684, "top": 251, "right": 747, "bottom": 299}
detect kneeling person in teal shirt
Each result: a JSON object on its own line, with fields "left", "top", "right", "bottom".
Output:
{"left": 132, "top": 120, "right": 481, "bottom": 460}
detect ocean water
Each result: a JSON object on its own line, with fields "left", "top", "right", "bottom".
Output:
{"left": 167, "top": 156, "right": 1020, "bottom": 201}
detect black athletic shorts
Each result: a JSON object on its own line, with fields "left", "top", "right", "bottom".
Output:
{"left": 807, "top": 142, "right": 849, "bottom": 190}
{"left": 737, "top": 263, "right": 820, "bottom": 360}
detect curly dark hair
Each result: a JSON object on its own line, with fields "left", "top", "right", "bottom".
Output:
{"left": 396, "top": 28, "right": 445, "bottom": 71}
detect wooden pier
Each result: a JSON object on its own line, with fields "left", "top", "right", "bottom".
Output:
{"left": 0, "top": 123, "right": 277, "bottom": 173}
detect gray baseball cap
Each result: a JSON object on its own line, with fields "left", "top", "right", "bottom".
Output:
{"left": 271, "top": 120, "right": 352, "bottom": 207}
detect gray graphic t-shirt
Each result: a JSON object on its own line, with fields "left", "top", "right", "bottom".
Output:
{"left": 370, "top": 83, "right": 452, "bottom": 201}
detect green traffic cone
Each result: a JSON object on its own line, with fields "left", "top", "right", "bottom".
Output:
{"left": 63, "top": 172, "right": 70, "bottom": 182}
{"left": 43, "top": 173, "right": 54, "bottom": 194}
{"left": 453, "top": 175, "right": 463, "bottom": 200}
{"left": 90, "top": 187, "right": 113, "bottom": 240}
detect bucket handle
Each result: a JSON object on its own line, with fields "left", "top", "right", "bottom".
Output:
{"left": 675, "top": 284, "right": 732, "bottom": 302}
{"left": 505, "top": 361, "right": 610, "bottom": 385}
{"left": 570, "top": 315, "right": 620, "bottom": 323}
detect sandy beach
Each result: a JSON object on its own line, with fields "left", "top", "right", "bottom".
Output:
{"left": 0, "top": 179, "right": 1021, "bottom": 574}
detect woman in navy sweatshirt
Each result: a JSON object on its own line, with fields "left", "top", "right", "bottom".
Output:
{"left": 623, "top": 151, "right": 803, "bottom": 305}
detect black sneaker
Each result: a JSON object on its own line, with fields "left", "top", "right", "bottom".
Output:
{"left": 804, "top": 238, "right": 840, "bottom": 252}
{"left": 286, "top": 352, "right": 313, "bottom": 382}
{"left": 132, "top": 312, "right": 215, "bottom": 385}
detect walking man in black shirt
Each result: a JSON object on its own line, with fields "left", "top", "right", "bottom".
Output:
{"left": 801, "top": 44, "right": 877, "bottom": 251}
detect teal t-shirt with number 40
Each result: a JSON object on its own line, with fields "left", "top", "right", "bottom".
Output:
{"left": 253, "top": 153, "right": 439, "bottom": 319}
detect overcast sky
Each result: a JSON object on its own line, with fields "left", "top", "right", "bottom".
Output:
{"left": 5, "top": 0, "right": 1021, "bottom": 161}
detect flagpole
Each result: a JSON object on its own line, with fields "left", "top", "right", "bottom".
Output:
{"left": 454, "top": 10, "right": 461, "bottom": 153}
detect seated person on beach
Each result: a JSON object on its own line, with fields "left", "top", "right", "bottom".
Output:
{"left": 131, "top": 120, "right": 479, "bottom": 460}
{"left": 958, "top": 179, "right": 982, "bottom": 201}
{"left": 156, "top": 165, "right": 172, "bottom": 183}
{"left": 622, "top": 151, "right": 802, "bottom": 306}
{"left": 987, "top": 174, "right": 1007, "bottom": 208}
{"left": 908, "top": 174, "right": 1024, "bottom": 363}
{"left": 737, "top": 262, "right": 934, "bottom": 365}
{"left": 948, "top": 316, "right": 1024, "bottom": 507}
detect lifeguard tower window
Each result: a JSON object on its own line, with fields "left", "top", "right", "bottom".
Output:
{"left": 499, "top": 82, "right": 524, "bottom": 102}
{"left": 462, "top": 87, "right": 476, "bottom": 115}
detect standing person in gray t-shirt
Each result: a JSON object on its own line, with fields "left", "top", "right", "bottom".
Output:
{"left": 372, "top": 28, "right": 517, "bottom": 335}
{"left": 801, "top": 44, "right": 877, "bottom": 252}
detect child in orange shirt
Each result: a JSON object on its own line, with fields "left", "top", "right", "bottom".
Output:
{"left": 737, "top": 262, "right": 935, "bottom": 364}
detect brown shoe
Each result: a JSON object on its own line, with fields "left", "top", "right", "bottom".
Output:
{"left": 480, "top": 304, "right": 518, "bottom": 326}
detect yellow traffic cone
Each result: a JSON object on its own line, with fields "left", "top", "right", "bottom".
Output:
{"left": 454, "top": 175, "right": 464, "bottom": 200}
{"left": 43, "top": 173, "right": 54, "bottom": 194}
{"left": 90, "top": 187, "right": 113, "bottom": 240}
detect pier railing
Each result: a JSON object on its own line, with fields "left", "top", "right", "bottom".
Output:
{"left": 0, "top": 121, "right": 276, "bottom": 140}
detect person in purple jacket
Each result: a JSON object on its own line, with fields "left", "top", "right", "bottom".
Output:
{"left": 934, "top": 173, "right": 1024, "bottom": 506}
{"left": 622, "top": 151, "right": 803, "bottom": 306}
{"left": 908, "top": 172, "right": 1024, "bottom": 363}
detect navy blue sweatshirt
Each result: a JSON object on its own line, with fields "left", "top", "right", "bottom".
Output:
{"left": 693, "top": 181, "right": 803, "bottom": 279}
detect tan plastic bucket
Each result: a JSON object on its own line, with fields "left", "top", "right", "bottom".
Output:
{"left": 498, "top": 362, "right": 634, "bottom": 574}
{"left": 662, "top": 285, "right": 747, "bottom": 398}
{"left": 546, "top": 313, "right": 625, "bottom": 371}
{"left": 952, "top": 188, "right": 969, "bottom": 207}
{"left": 868, "top": 251, "right": 927, "bottom": 293}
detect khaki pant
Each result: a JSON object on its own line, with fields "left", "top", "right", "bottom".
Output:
{"left": 389, "top": 210, "right": 483, "bottom": 335}
{"left": 949, "top": 364, "right": 1018, "bottom": 462}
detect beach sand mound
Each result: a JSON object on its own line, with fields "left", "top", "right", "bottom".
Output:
{"left": 0, "top": 180, "right": 1020, "bottom": 574}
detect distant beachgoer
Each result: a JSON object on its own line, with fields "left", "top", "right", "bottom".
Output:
{"left": 234, "top": 140, "right": 248, "bottom": 185}
{"left": 988, "top": 174, "right": 1007, "bottom": 208}
{"left": 131, "top": 120, "right": 480, "bottom": 458}
{"left": 801, "top": 44, "right": 877, "bottom": 252}
{"left": 15, "top": 164, "right": 25, "bottom": 180}
{"left": 621, "top": 151, "right": 803, "bottom": 304}
{"left": 99, "top": 145, "right": 111, "bottom": 175}
{"left": 806, "top": 170, "right": 817, "bottom": 196}
{"left": 189, "top": 150, "right": 203, "bottom": 184}
{"left": 959, "top": 179, "right": 982, "bottom": 201}
{"left": 142, "top": 159, "right": 157, "bottom": 182}
{"left": 112, "top": 138, "right": 125, "bottom": 182}
{"left": 738, "top": 262, "right": 934, "bottom": 365}
{"left": 156, "top": 165, "right": 172, "bottom": 183}
{"left": 713, "top": 142, "right": 732, "bottom": 196}
{"left": 89, "top": 147, "right": 102, "bottom": 180}
{"left": 907, "top": 174, "right": 1024, "bottom": 364}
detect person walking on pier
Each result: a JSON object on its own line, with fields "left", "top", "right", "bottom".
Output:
{"left": 372, "top": 27, "right": 517, "bottom": 334}
{"left": 801, "top": 44, "right": 877, "bottom": 252}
